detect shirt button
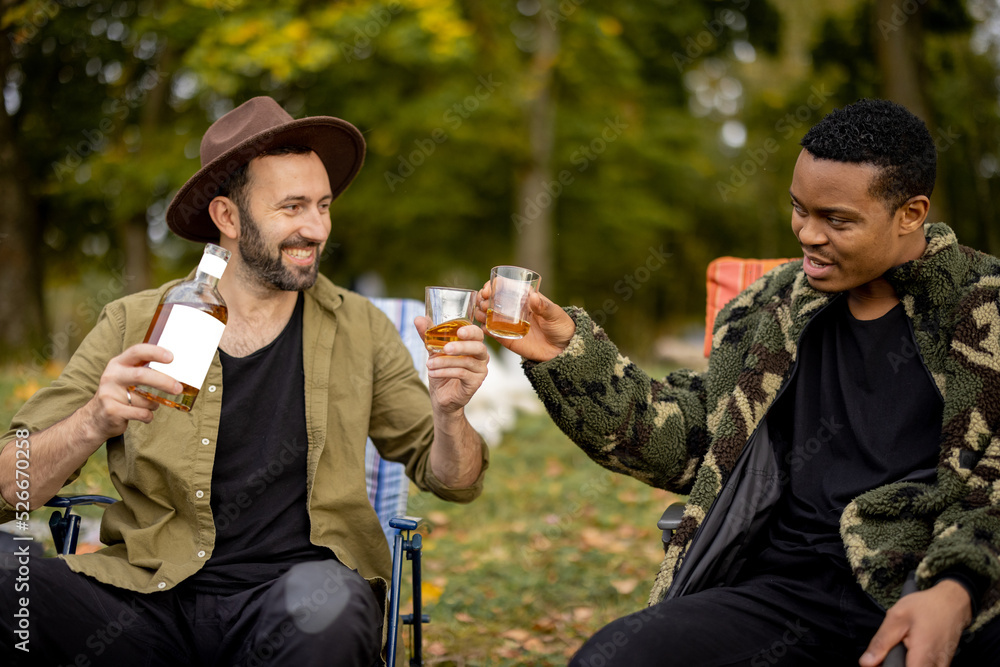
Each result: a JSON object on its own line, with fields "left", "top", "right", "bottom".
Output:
{"left": 208, "top": 385, "right": 217, "bottom": 392}
{"left": 197, "top": 550, "right": 206, "bottom": 558}
{"left": 157, "top": 582, "right": 166, "bottom": 589}
{"left": 201, "top": 438, "right": 210, "bottom": 445}
{"left": 195, "top": 490, "right": 204, "bottom": 499}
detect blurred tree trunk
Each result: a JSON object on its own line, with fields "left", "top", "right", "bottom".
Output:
{"left": 122, "top": 43, "right": 175, "bottom": 294}
{"left": 513, "top": 0, "right": 558, "bottom": 291}
{"left": 0, "top": 25, "right": 46, "bottom": 359}
{"left": 872, "top": 0, "right": 948, "bottom": 222}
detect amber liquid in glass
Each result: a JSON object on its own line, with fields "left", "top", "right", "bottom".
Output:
{"left": 424, "top": 318, "right": 474, "bottom": 351}
{"left": 131, "top": 301, "right": 228, "bottom": 412}
{"left": 486, "top": 309, "right": 530, "bottom": 339}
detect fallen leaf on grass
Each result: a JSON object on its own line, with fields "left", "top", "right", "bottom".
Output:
{"left": 532, "top": 617, "right": 558, "bottom": 632}
{"left": 616, "top": 524, "right": 637, "bottom": 539}
{"left": 611, "top": 578, "right": 639, "bottom": 595}
{"left": 426, "top": 641, "right": 447, "bottom": 657}
{"left": 501, "top": 628, "right": 531, "bottom": 642}
{"left": 530, "top": 534, "right": 552, "bottom": 551}
{"left": 572, "top": 607, "right": 594, "bottom": 622}
{"left": 523, "top": 637, "right": 550, "bottom": 653}
{"left": 427, "top": 510, "right": 450, "bottom": 526}
{"left": 421, "top": 581, "right": 444, "bottom": 604}
{"left": 455, "top": 612, "right": 475, "bottom": 623}
{"left": 617, "top": 489, "right": 640, "bottom": 503}
{"left": 580, "top": 526, "right": 627, "bottom": 553}
{"left": 545, "top": 457, "right": 565, "bottom": 476}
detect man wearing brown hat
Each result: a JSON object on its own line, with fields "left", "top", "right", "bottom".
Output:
{"left": 0, "top": 96, "right": 490, "bottom": 666}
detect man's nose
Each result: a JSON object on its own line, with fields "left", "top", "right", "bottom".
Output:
{"left": 299, "top": 206, "right": 330, "bottom": 241}
{"left": 796, "top": 216, "right": 827, "bottom": 247}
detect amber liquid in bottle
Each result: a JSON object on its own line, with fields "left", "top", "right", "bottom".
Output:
{"left": 133, "top": 300, "right": 228, "bottom": 411}
{"left": 130, "top": 244, "right": 230, "bottom": 412}
{"left": 424, "top": 318, "right": 474, "bottom": 351}
{"left": 486, "top": 309, "right": 530, "bottom": 339}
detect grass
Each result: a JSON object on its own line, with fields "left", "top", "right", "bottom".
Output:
{"left": 402, "top": 413, "right": 678, "bottom": 665}
{"left": 2, "top": 365, "right": 680, "bottom": 664}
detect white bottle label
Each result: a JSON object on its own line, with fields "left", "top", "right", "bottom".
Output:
{"left": 148, "top": 305, "right": 225, "bottom": 388}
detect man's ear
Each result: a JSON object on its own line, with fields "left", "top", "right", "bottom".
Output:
{"left": 209, "top": 196, "right": 240, "bottom": 241}
{"left": 897, "top": 195, "right": 930, "bottom": 235}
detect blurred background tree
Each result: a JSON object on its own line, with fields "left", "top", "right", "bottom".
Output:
{"left": 2, "top": 0, "right": 999, "bottom": 367}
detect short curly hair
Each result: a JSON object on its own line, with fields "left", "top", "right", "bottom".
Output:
{"left": 800, "top": 98, "right": 936, "bottom": 212}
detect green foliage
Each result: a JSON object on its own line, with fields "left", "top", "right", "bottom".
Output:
{"left": 3, "top": 0, "right": 999, "bottom": 360}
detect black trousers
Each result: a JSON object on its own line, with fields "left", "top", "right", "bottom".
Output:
{"left": 569, "top": 565, "right": 1000, "bottom": 667}
{"left": 0, "top": 556, "right": 383, "bottom": 667}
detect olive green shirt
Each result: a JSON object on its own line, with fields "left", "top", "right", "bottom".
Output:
{"left": 0, "top": 273, "right": 487, "bottom": 606}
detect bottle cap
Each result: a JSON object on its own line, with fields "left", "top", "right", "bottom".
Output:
{"left": 199, "top": 244, "right": 230, "bottom": 279}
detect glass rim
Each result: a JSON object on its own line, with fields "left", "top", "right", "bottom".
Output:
{"left": 425, "top": 286, "right": 478, "bottom": 294}
{"left": 490, "top": 265, "right": 541, "bottom": 280}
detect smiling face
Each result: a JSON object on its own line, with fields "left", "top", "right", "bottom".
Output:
{"left": 235, "top": 151, "right": 333, "bottom": 291}
{"left": 790, "top": 149, "right": 927, "bottom": 296}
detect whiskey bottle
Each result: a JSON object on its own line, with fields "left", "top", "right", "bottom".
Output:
{"left": 131, "top": 243, "right": 230, "bottom": 411}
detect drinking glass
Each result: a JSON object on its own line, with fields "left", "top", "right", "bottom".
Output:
{"left": 485, "top": 266, "right": 541, "bottom": 339}
{"left": 424, "top": 287, "right": 477, "bottom": 352}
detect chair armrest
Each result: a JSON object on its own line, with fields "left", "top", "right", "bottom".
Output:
{"left": 45, "top": 495, "right": 117, "bottom": 509}
{"left": 658, "top": 502, "right": 685, "bottom": 553}
{"left": 658, "top": 503, "right": 685, "bottom": 532}
{"left": 388, "top": 516, "right": 420, "bottom": 532}
{"left": 45, "top": 495, "right": 117, "bottom": 556}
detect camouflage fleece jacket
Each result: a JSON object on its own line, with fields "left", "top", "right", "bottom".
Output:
{"left": 524, "top": 223, "right": 1000, "bottom": 632}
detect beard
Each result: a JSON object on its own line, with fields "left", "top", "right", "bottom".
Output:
{"left": 237, "top": 205, "right": 321, "bottom": 291}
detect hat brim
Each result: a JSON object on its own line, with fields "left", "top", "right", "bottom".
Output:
{"left": 166, "top": 116, "right": 366, "bottom": 243}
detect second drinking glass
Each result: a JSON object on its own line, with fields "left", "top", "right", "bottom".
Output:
{"left": 485, "top": 266, "right": 540, "bottom": 339}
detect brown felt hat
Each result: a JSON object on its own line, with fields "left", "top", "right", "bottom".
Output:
{"left": 166, "top": 96, "right": 366, "bottom": 243}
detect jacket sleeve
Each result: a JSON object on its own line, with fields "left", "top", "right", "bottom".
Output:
{"left": 523, "top": 307, "right": 710, "bottom": 494}
{"left": 914, "top": 289, "right": 1000, "bottom": 630}
{"left": 0, "top": 302, "right": 127, "bottom": 523}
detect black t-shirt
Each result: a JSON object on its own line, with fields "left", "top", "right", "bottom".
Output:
{"left": 748, "top": 297, "right": 943, "bottom": 576}
{"left": 187, "top": 293, "right": 332, "bottom": 594}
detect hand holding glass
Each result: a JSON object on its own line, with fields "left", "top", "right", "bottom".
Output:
{"left": 424, "top": 287, "right": 477, "bottom": 352}
{"left": 485, "top": 266, "right": 541, "bottom": 339}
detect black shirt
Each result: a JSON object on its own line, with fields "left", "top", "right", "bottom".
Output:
{"left": 187, "top": 293, "right": 332, "bottom": 594}
{"left": 749, "top": 297, "right": 943, "bottom": 575}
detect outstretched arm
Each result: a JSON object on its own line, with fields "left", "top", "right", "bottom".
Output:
{"left": 413, "top": 317, "right": 489, "bottom": 488}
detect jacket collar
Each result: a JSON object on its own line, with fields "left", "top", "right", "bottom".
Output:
{"left": 304, "top": 272, "right": 346, "bottom": 315}
{"left": 882, "top": 222, "right": 961, "bottom": 299}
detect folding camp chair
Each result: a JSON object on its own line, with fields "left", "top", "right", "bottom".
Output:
{"left": 43, "top": 296, "right": 431, "bottom": 666}
{"left": 659, "top": 257, "right": 909, "bottom": 667}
